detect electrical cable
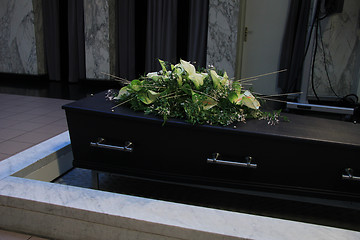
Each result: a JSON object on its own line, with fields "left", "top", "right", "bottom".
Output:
{"left": 311, "top": 3, "right": 320, "bottom": 101}
{"left": 318, "top": 15, "right": 341, "bottom": 99}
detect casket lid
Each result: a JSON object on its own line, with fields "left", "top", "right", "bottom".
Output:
{"left": 63, "top": 91, "right": 360, "bottom": 148}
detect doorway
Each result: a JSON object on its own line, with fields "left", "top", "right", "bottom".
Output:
{"left": 236, "top": 0, "right": 290, "bottom": 95}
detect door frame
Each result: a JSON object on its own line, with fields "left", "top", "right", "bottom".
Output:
{"left": 235, "top": 0, "right": 247, "bottom": 80}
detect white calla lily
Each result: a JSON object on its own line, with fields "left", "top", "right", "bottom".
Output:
{"left": 180, "top": 59, "right": 205, "bottom": 89}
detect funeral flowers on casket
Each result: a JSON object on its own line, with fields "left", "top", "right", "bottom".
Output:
{"left": 108, "top": 59, "right": 282, "bottom": 126}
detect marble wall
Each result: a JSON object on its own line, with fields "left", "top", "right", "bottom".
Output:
{"left": 207, "top": 0, "right": 240, "bottom": 78}
{"left": 83, "top": 0, "right": 110, "bottom": 79}
{"left": 0, "top": 0, "right": 38, "bottom": 74}
{"left": 0, "top": 0, "right": 113, "bottom": 80}
{"left": 310, "top": 0, "right": 360, "bottom": 98}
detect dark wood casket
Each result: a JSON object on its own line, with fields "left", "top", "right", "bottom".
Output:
{"left": 62, "top": 91, "right": 360, "bottom": 203}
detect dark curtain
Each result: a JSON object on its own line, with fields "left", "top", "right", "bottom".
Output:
{"left": 145, "top": 0, "right": 179, "bottom": 72}
{"left": 67, "top": 0, "right": 86, "bottom": 82}
{"left": 278, "top": 0, "right": 311, "bottom": 93}
{"left": 42, "top": 0, "right": 61, "bottom": 81}
{"left": 187, "top": 0, "right": 209, "bottom": 67}
{"left": 42, "top": 0, "right": 85, "bottom": 82}
{"left": 116, "top": 0, "right": 209, "bottom": 79}
{"left": 116, "top": 0, "right": 136, "bottom": 80}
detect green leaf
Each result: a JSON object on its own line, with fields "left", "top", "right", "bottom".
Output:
{"left": 181, "top": 83, "right": 193, "bottom": 95}
{"left": 129, "top": 80, "right": 143, "bottom": 91}
{"left": 221, "top": 72, "right": 230, "bottom": 86}
{"left": 232, "top": 81, "right": 242, "bottom": 94}
{"left": 228, "top": 91, "right": 241, "bottom": 104}
{"left": 158, "top": 59, "right": 168, "bottom": 74}
{"left": 138, "top": 90, "right": 160, "bottom": 105}
{"left": 173, "top": 65, "right": 184, "bottom": 86}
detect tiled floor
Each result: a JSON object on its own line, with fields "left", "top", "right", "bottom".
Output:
{"left": 0, "top": 229, "right": 47, "bottom": 240}
{"left": 0, "top": 93, "right": 73, "bottom": 239}
{"left": 0, "top": 93, "right": 72, "bottom": 161}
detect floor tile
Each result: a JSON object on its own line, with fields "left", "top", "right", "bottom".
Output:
{"left": 0, "top": 103, "right": 14, "bottom": 111}
{"left": 0, "top": 153, "right": 10, "bottom": 161}
{"left": 5, "top": 113, "right": 41, "bottom": 122}
{"left": 29, "top": 237, "right": 49, "bottom": 240}
{"left": 0, "top": 229, "right": 31, "bottom": 240}
{"left": 0, "top": 118, "right": 20, "bottom": 129}
{"left": 26, "top": 107, "right": 53, "bottom": 116}
{"left": 29, "top": 115, "right": 61, "bottom": 124}
{"left": 0, "top": 141, "right": 33, "bottom": 155}
{"left": 33, "top": 124, "right": 67, "bottom": 136}
{"left": 8, "top": 122, "right": 44, "bottom": 131}
{"left": 1, "top": 105, "right": 34, "bottom": 114}
{"left": 12, "top": 132, "right": 51, "bottom": 145}
{"left": 0, "top": 129, "right": 27, "bottom": 140}
{"left": 45, "top": 109, "right": 67, "bottom": 118}
{"left": 0, "top": 110, "right": 17, "bottom": 119}
{"left": 50, "top": 118, "right": 68, "bottom": 128}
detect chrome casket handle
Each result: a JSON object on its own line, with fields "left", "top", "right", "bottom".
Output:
{"left": 342, "top": 168, "right": 360, "bottom": 182}
{"left": 90, "top": 138, "right": 133, "bottom": 152}
{"left": 207, "top": 153, "right": 257, "bottom": 168}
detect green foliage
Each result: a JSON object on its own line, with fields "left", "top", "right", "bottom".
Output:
{"left": 112, "top": 59, "right": 281, "bottom": 126}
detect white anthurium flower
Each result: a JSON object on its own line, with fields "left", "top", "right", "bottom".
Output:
{"left": 191, "top": 91, "right": 218, "bottom": 110}
{"left": 241, "top": 90, "right": 260, "bottom": 110}
{"left": 114, "top": 86, "right": 131, "bottom": 99}
{"left": 202, "top": 98, "right": 218, "bottom": 110}
{"left": 180, "top": 59, "right": 205, "bottom": 89}
{"left": 228, "top": 90, "right": 260, "bottom": 110}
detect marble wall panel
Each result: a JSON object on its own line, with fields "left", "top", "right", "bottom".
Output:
{"left": 207, "top": 0, "right": 240, "bottom": 78}
{"left": 0, "top": 0, "right": 38, "bottom": 74}
{"left": 84, "top": 0, "right": 110, "bottom": 79}
{"left": 310, "top": 0, "right": 360, "bottom": 98}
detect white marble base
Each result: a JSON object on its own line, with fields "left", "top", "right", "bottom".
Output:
{"left": 0, "top": 131, "right": 359, "bottom": 240}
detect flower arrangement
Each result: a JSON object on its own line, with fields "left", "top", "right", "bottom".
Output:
{"left": 108, "top": 59, "right": 284, "bottom": 126}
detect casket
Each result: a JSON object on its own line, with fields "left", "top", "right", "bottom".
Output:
{"left": 62, "top": 91, "right": 360, "bottom": 202}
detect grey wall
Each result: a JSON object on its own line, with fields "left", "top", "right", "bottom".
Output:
{"left": 310, "top": 0, "right": 360, "bottom": 99}
{"left": 207, "top": 0, "right": 240, "bottom": 78}
{"left": 83, "top": 0, "right": 110, "bottom": 79}
{"left": 0, "top": 0, "right": 38, "bottom": 74}
{"left": 0, "top": 0, "right": 113, "bottom": 80}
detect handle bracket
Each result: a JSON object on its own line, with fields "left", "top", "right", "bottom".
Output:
{"left": 342, "top": 168, "right": 360, "bottom": 182}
